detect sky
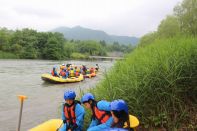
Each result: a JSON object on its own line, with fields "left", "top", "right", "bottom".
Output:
{"left": 0, "top": 0, "right": 182, "bottom": 37}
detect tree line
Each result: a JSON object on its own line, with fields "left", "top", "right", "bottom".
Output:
{"left": 0, "top": 28, "right": 134, "bottom": 60}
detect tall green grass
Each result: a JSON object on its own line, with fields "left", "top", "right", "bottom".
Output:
{"left": 93, "top": 36, "right": 197, "bottom": 130}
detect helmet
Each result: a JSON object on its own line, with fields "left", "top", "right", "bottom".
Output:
{"left": 53, "top": 66, "right": 57, "bottom": 69}
{"left": 64, "top": 91, "right": 76, "bottom": 100}
{"left": 81, "top": 93, "right": 95, "bottom": 103}
{"left": 110, "top": 99, "right": 128, "bottom": 113}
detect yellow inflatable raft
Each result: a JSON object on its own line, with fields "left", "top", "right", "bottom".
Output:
{"left": 29, "top": 119, "right": 62, "bottom": 131}
{"left": 124, "top": 115, "right": 139, "bottom": 129}
{"left": 83, "top": 72, "right": 96, "bottom": 78}
{"left": 29, "top": 115, "right": 139, "bottom": 131}
{"left": 41, "top": 74, "right": 84, "bottom": 83}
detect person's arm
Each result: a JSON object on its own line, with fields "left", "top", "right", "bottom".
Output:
{"left": 97, "top": 100, "right": 111, "bottom": 111}
{"left": 73, "top": 104, "right": 85, "bottom": 130}
{"left": 89, "top": 118, "right": 99, "bottom": 128}
{"left": 61, "top": 104, "right": 66, "bottom": 123}
{"left": 90, "top": 100, "right": 113, "bottom": 130}
{"left": 87, "top": 117, "right": 113, "bottom": 131}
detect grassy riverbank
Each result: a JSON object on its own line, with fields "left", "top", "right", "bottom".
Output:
{"left": 93, "top": 36, "right": 197, "bottom": 130}
{"left": 0, "top": 51, "right": 19, "bottom": 59}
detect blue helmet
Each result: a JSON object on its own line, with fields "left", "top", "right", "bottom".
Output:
{"left": 110, "top": 99, "right": 128, "bottom": 113}
{"left": 81, "top": 93, "right": 95, "bottom": 103}
{"left": 64, "top": 91, "right": 76, "bottom": 100}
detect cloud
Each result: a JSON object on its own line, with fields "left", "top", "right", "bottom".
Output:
{"left": 13, "top": 6, "right": 63, "bottom": 18}
{"left": 0, "top": 0, "right": 183, "bottom": 37}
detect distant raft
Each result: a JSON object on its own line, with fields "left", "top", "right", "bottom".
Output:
{"left": 83, "top": 72, "right": 96, "bottom": 78}
{"left": 29, "top": 119, "right": 62, "bottom": 131}
{"left": 41, "top": 74, "right": 84, "bottom": 83}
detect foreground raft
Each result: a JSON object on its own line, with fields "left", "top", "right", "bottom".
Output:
{"left": 29, "top": 115, "right": 139, "bottom": 131}
{"left": 41, "top": 74, "right": 84, "bottom": 83}
{"left": 29, "top": 119, "right": 62, "bottom": 131}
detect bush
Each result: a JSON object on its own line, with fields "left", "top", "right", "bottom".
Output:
{"left": 0, "top": 51, "right": 19, "bottom": 59}
{"left": 70, "top": 52, "right": 88, "bottom": 59}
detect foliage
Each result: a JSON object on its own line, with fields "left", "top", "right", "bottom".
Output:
{"left": 70, "top": 52, "right": 88, "bottom": 59}
{"left": 0, "top": 51, "right": 18, "bottom": 59}
{"left": 174, "top": 0, "right": 197, "bottom": 36}
{"left": 93, "top": 36, "right": 197, "bottom": 130}
{"left": 157, "top": 15, "right": 181, "bottom": 38}
{"left": 0, "top": 28, "right": 132, "bottom": 59}
{"left": 138, "top": 32, "right": 158, "bottom": 47}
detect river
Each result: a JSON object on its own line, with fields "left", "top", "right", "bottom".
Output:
{"left": 0, "top": 59, "right": 113, "bottom": 131}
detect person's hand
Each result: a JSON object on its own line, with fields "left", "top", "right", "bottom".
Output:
{"left": 67, "top": 129, "right": 72, "bottom": 131}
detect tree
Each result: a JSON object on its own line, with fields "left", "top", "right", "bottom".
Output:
{"left": 174, "top": 0, "right": 197, "bottom": 35}
{"left": 43, "top": 37, "right": 64, "bottom": 60}
{"left": 112, "top": 42, "right": 121, "bottom": 51}
{"left": 0, "top": 28, "right": 12, "bottom": 50}
{"left": 100, "top": 40, "right": 107, "bottom": 47}
{"left": 157, "top": 15, "right": 180, "bottom": 38}
{"left": 19, "top": 44, "right": 38, "bottom": 59}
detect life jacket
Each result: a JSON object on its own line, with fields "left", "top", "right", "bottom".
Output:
{"left": 76, "top": 68, "right": 80, "bottom": 73}
{"left": 91, "top": 101, "right": 111, "bottom": 124}
{"left": 70, "top": 70, "right": 75, "bottom": 77}
{"left": 60, "top": 70, "right": 66, "bottom": 76}
{"left": 51, "top": 70, "right": 55, "bottom": 76}
{"left": 63, "top": 100, "right": 81, "bottom": 125}
{"left": 75, "top": 71, "right": 79, "bottom": 76}
{"left": 51, "top": 70, "right": 57, "bottom": 76}
{"left": 90, "top": 68, "right": 94, "bottom": 74}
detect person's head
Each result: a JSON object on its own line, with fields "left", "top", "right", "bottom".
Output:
{"left": 53, "top": 66, "right": 57, "bottom": 71}
{"left": 81, "top": 93, "right": 95, "bottom": 109}
{"left": 64, "top": 91, "right": 76, "bottom": 105}
{"left": 110, "top": 100, "right": 129, "bottom": 126}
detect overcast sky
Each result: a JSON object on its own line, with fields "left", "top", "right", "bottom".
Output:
{"left": 0, "top": 0, "right": 182, "bottom": 37}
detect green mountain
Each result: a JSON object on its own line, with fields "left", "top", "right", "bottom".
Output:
{"left": 51, "top": 26, "right": 139, "bottom": 45}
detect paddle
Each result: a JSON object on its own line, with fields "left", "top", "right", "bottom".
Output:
{"left": 17, "top": 95, "right": 27, "bottom": 131}
{"left": 56, "top": 122, "right": 63, "bottom": 131}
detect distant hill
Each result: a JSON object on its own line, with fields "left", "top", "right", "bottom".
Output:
{"left": 51, "top": 26, "right": 139, "bottom": 45}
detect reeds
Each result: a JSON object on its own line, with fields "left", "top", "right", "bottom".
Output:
{"left": 93, "top": 36, "right": 197, "bottom": 130}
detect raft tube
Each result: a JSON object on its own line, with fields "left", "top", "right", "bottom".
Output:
{"left": 83, "top": 72, "right": 96, "bottom": 78}
{"left": 29, "top": 119, "right": 62, "bottom": 131}
{"left": 41, "top": 74, "right": 84, "bottom": 83}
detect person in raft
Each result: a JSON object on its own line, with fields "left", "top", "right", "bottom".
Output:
{"left": 59, "top": 91, "right": 85, "bottom": 131}
{"left": 95, "top": 64, "right": 99, "bottom": 71}
{"left": 105, "top": 99, "right": 139, "bottom": 131}
{"left": 51, "top": 66, "right": 59, "bottom": 77}
{"left": 81, "top": 93, "right": 113, "bottom": 131}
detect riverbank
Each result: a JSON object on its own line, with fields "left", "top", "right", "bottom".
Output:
{"left": 0, "top": 51, "right": 19, "bottom": 59}
{"left": 92, "top": 36, "right": 197, "bottom": 130}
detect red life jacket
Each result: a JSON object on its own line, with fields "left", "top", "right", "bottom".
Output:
{"left": 91, "top": 102, "right": 111, "bottom": 124}
{"left": 75, "top": 71, "right": 79, "bottom": 76}
{"left": 51, "top": 70, "right": 55, "bottom": 76}
{"left": 90, "top": 68, "right": 94, "bottom": 74}
{"left": 60, "top": 71, "right": 66, "bottom": 76}
{"left": 63, "top": 101, "right": 80, "bottom": 124}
